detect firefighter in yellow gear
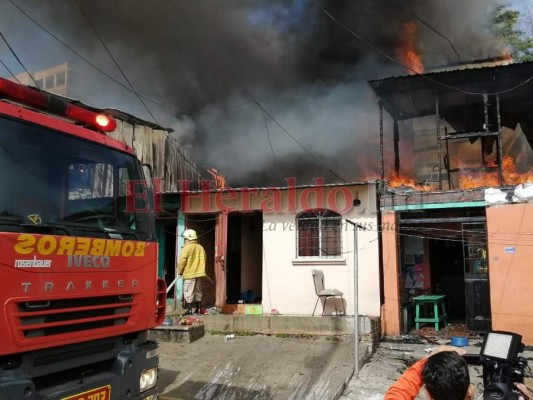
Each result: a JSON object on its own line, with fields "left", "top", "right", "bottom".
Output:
{"left": 178, "top": 229, "right": 207, "bottom": 315}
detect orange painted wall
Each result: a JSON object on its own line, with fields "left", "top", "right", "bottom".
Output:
{"left": 381, "top": 211, "right": 402, "bottom": 336}
{"left": 486, "top": 203, "right": 533, "bottom": 345}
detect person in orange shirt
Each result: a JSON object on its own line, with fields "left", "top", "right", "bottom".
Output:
{"left": 385, "top": 346, "right": 532, "bottom": 400}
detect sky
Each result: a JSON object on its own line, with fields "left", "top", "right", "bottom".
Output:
{"left": 0, "top": 0, "right": 525, "bottom": 186}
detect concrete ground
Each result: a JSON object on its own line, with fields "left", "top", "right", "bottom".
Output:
{"left": 157, "top": 332, "right": 533, "bottom": 400}
{"left": 156, "top": 314, "right": 532, "bottom": 399}
{"left": 339, "top": 343, "right": 481, "bottom": 400}
{"left": 157, "top": 333, "right": 370, "bottom": 400}
{"left": 340, "top": 341, "right": 533, "bottom": 400}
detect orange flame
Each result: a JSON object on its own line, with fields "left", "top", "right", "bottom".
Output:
{"left": 388, "top": 173, "right": 431, "bottom": 191}
{"left": 388, "top": 156, "right": 533, "bottom": 191}
{"left": 396, "top": 22, "right": 424, "bottom": 75}
{"left": 459, "top": 156, "right": 533, "bottom": 189}
{"left": 207, "top": 168, "right": 226, "bottom": 189}
{"left": 501, "top": 49, "right": 513, "bottom": 62}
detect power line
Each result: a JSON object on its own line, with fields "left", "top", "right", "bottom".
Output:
{"left": 6, "top": 0, "right": 261, "bottom": 118}
{"left": 0, "top": 57, "right": 21, "bottom": 83}
{"left": 260, "top": 108, "right": 285, "bottom": 185}
{"left": 74, "top": 0, "right": 160, "bottom": 125}
{"left": 261, "top": 103, "right": 348, "bottom": 182}
{"left": 239, "top": 84, "right": 347, "bottom": 182}
{"left": 311, "top": 0, "right": 533, "bottom": 96}
{"left": 6, "top": 0, "right": 198, "bottom": 115}
{"left": 0, "top": 31, "right": 37, "bottom": 86}
{"left": 398, "top": 0, "right": 462, "bottom": 62}
{"left": 410, "top": 11, "right": 462, "bottom": 62}
{"left": 4, "top": 1, "right": 204, "bottom": 183}
{"left": 170, "top": 2, "right": 348, "bottom": 184}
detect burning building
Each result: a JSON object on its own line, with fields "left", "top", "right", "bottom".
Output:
{"left": 370, "top": 59, "right": 533, "bottom": 343}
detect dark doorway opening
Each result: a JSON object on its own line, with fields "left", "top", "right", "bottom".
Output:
{"left": 429, "top": 238, "right": 465, "bottom": 320}
{"left": 226, "top": 211, "right": 263, "bottom": 304}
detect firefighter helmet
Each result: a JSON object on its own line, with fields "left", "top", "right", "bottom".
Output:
{"left": 182, "top": 229, "right": 198, "bottom": 240}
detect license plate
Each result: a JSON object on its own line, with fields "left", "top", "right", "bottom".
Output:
{"left": 61, "top": 385, "right": 111, "bottom": 400}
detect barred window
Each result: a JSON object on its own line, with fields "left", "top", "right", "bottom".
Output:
{"left": 297, "top": 209, "right": 342, "bottom": 258}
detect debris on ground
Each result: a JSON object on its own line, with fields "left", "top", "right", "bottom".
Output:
{"left": 205, "top": 307, "right": 221, "bottom": 315}
{"left": 178, "top": 316, "right": 204, "bottom": 326}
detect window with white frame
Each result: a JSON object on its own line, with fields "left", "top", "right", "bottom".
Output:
{"left": 297, "top": 209, "right": 342, "bottom": 258}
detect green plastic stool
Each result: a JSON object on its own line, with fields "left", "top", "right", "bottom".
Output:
{"left": 414, "top": 295, "right": 447, "bottom": 332}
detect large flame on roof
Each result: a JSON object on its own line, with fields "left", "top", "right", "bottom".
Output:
{"left": 388, "top": 156, "right": 533, "bottom": 191}
{"left": 459, "top": 156, "right": 533, "bottom": 189}
{"left": 388, "top": 173, "right": 432, "bottom": 191}
{"left": 396, "top": 22, "right": 424, "bottom": 75}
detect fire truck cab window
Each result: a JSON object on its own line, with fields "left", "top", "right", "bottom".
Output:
{"left": 0, "top": 115, "right": 156, "bottom": 241}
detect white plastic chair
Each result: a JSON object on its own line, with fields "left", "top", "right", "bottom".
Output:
{"left": 311, "top": 269, "right": 345, "bottom": 316}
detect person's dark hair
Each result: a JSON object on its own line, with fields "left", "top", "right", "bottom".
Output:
{"left": 422, "top": 351, "right": 470, "bottom": 400}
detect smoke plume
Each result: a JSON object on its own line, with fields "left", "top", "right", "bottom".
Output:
{"left": 1, "top": 0, "right": 506, "bottom": 185}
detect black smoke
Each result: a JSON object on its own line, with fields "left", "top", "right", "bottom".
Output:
{"left": 1, "top": 0, "right": 505, "bottom": 185}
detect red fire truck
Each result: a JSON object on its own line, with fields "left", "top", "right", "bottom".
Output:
{"left": 0, "top": 77, "right": 166, "bottom": 399}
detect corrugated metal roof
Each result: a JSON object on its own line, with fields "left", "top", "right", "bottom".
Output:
{"left": 369, "top": 59, "right": 532, "bottom": 86}
{"left": 182, "top": 180, "right": 375, "bottom": 194}
{"left": 368, "top": 60, "right": 533, "bottom": 121}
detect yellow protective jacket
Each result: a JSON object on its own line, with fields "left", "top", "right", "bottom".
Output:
{"left": 178, "top": 241, "right": 207, "bottom": 279}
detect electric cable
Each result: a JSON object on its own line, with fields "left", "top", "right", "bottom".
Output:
{"left": 261, "top": 108, "right": 285, "bottom": 185}
{"left": 407, "top": 8, "right": 462, "bottom": 61}
{"left": 240, "top": 85, "right": 347, "bottom": 183}
{"left": 311, "top": 0, "right": 533, "bottom": 96}
{"left": 0, "top": 57, "right": 21, "bottom": 83}
{"left": 0, "top": 31, "right": 37, "bottom": 86}
{"left": 260, "top": 102, "right": 348, "bottom": 183}
{"left": 74, "top": 0, "right": 204, "bottom": 184}
{"left": 74, "top": 0, "right": 160, "bottom": 125}
{"left": 6, "top": 0, "right": 197, "bottom": 114}
{"left": 6, "top": 0, "right": 259, "bottom": 117}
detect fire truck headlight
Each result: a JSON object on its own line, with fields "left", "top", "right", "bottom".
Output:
{"left": 139, "top": 368, "right": 158, "bottom": 392}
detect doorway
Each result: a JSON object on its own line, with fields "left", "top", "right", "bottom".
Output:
{"left": 185, "top": 214, "right": 217, "bottom": 308}
{"left": 399, "top": 209, "right": 491, "bottom": 333}
{"left": 429, "top": 238, "right": 465, "bottom": 320}
{"left": 226, "top": 211, "right": 263, "bottom": 304}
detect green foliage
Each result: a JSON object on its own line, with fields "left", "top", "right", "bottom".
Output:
{"left": 274, "top": 333, "right": 314, "bottom": 339}
{"left": 491, "top": 4, "right": 533, "bottom": 62}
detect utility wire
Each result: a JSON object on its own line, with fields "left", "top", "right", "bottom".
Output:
{"left": 0, "top": 57, "right": 21, "bottom": 83}
{"left": 410, "top": 12, "right": 462, "bottom": 62}
{"left": 169, "top": 2, "right": 346, "bottom": 185}
{"left": 398, "top": 0, "right": 462, "bottom": 62}
{"left": 311, "top": 0, "right": 533, "bottom": 96}
{"left": 5, "top": 0, "right": 204, "bottom": 184}
{"left": 239, "top": 83, "right": 347, "bottom": 183}
{"left": 74, "top": 0, "right": 160, "bottom": 125}
{"left": 260, "top": 103, "right": 348, "bottom": 182}
{"left": 6, "top": 0, "right": 198, "bottom": 115}
{"left": 75, "top": 1, "right": 202, "bottom": 184}
{"left": 7, "top": 0, "right": 259, "bottom": 117}
{"left": 258, "top": 106, "right": 300, "bottom": 213}
{"left": 0, "top": 31, "right": 37, "bottom": 86}
{"left": 260, "top": 108, "right": 285, "bottom": 185}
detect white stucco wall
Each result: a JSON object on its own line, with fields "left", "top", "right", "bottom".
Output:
{"left": 261, "top": 185, "right": 380, "bottom": 317}
{"left": 184, "top": 182, "right": 381, "bottom": 317}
